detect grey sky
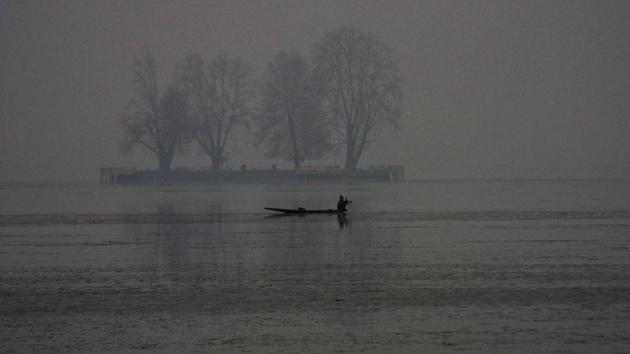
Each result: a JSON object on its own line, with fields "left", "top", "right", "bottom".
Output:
{"left": 2, "top": 0, "right": 630, "bottom": 181}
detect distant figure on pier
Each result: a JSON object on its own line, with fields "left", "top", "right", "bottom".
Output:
{"left": 337, "top": 195, "right": 351, "bottom": 212}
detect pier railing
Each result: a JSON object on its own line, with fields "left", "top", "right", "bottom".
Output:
{"left": 99, "top": 167, "right": 138, "bottom": 184}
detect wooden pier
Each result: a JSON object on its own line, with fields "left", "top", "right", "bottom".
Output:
{"left": 100, "top": 165, "right": 404, "bottom": 184}
{"left": 99, "top": 167, "right": 138, "bottom": 184}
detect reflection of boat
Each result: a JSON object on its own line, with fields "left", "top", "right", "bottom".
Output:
{"left": 264, "top": 207, "right": 345, "bottom": 214}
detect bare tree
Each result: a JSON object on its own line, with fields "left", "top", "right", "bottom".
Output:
{"left": 120, "top": 51, "right": 190, "bottom": 171}
{"left": 177, "top": 54, "right": 252, "bottom": 170}
{"left": 312, "top": 27, "right": 402, "bottom": 170}
{"left": 256, "top": 52, "right": 330, "bottom": 169}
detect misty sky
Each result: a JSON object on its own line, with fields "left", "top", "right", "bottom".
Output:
{"left": 2, "top": 0, "right": 630, "bottom": 182}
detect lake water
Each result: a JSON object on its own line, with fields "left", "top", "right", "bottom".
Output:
{"left": 1, "top": 180, "right": 630, "bottom": 353}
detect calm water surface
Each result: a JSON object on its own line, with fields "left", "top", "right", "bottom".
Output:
{"left": 1, "top": 181, "right": 630, "bottom": 353}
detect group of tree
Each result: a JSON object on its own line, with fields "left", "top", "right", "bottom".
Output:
{"left": 120, "top": 27, "right": 402, "bottom": 172}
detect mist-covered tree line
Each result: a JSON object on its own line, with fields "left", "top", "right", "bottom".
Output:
{"left": 120, "top": 27, "right": 402, "bottom": 171}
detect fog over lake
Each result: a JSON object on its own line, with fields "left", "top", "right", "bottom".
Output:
{"left": 2, "top": 1, "right": 630, "bottom": 182}
{"left": 3, "top": 1, "right": 630, "bottom": 353}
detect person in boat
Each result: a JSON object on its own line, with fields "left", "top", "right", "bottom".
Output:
{"left": 337, "top": 195, "right": 351, "bottom": 212}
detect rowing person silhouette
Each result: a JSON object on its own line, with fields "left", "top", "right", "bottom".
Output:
{"left": 337, "top": 195, "right": 352, "bottom": 212}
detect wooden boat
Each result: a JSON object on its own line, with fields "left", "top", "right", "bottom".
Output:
{"left": 264, "top": 207, "right": 344, "bottom": 214}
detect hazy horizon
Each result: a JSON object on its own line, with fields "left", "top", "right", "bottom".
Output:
{"left": 3, "top": 0, "right": 630, "bottom": 182}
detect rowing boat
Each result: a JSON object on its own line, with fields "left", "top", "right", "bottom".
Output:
{"left": 264, "top": 207, "right": 344, "bottom": 214}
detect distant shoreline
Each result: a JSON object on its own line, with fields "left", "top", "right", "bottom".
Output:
{"left": 5, "top": 176, "right": 630, "bottom": 188}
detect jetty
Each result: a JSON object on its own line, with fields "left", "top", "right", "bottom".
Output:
{"left": 100, "top": 165, "right": 404, "bottom": 184}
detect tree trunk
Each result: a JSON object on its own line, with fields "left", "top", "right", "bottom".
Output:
{"left": 344, "top": 151, "right": 357, "bottom": 170}
{"left": 158, "top": 153, "right": 172, "bottom": 172}
{"left": 344, "top": 136, "right": 357, "bottom": 170}
{"left": 210, "top": 154, "right": 222, "bottom": 171}
{"left": 287, "top": 115, "right": 301, "bottom": 171}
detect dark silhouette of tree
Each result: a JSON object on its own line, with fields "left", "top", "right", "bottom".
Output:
{"left": 312, "top": 27, "right": 402, "bottom": 170}
{"left": 120, "top": 51, "right": 190, "bottom": 171}
{"left": 177, "top": 54, "right": 252, "bottom": 170}
{"left": 256, "top": 52, "right": 330, "bottom": 169}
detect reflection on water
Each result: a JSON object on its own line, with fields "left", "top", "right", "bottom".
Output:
{"left": 2, "top": 181, "right": 630, "bottom": 352}
{"left": 120, "top": 200, "right": 399, "bottom": 317}
{"left": 337, "top": 213, "right": 348, "bottom": 229}
{"left": 122, "top": 201, "right": 376, "bottom": 287}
